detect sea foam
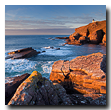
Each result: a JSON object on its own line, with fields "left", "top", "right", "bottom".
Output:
{"left": 5, "top": 58, "right": 37, "bottom": 73}
{"left": 40, "top": 46, "right": 72, "bottom": 56}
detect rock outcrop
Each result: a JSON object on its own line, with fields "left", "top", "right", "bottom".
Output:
{"left": 50, "top": 52, "right": 106, "bottom": 100}
{"left": 7, "top": 69, "right": 106, "bottom": 105}
{"left": 5, "top": 47, "right": 41, "bottom": 59}
{"left": 55, "top": 37, "right": 69, "bottom": 39}
{"left": 66, "top": 20, "right": 106, "bottom": 46}
{"left": 5, "top": 73, "right": 30, "bottom": 105}
{"left": 8, "top": 71, "right": 73, "bottom": 105}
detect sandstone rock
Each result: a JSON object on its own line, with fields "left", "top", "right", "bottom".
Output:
{"left": 61, "top": 60, "right": 70, "bottom": 73}
{"left": 78, "top": 36, "right": 90, "bottom": 44}
{"left": 79, "top": 36, "right": 86, "bottom": 41}
{"left": 88, "top": 29, "right": 104, "bottom": 44}
{"left": 6, "top": 47, "right": 40, "bottom": 59}
{"left": 8, "top": 71, "right": 73, "bottom": 105}
{"left": 69, "top": 33, "right": 81, "bottom": 42}
{"left": 102, "top": 34, "right": 106, "bottom": 46}
{"left": 100, "top": 86, "right": 106, "bottom": 94}
{"left": 74, "top": 85, "right": 100, "bottom": 94}
{"left": 5, "top": 73, "right": 30, "bottom": 105}
{"left": 52, "top": 60, "right": 64, "bottom": 73}
{"left": 73, "top": 27, "right": 89, "bottom": 38}
{"left": 50, "top": 52, "right": 106, "bottom": 97}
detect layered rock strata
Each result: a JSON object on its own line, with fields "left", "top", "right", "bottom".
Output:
{"left": 50, "top": 52, "right": 106, "bottom": 99}
{"left": 65, "top": 20, "right": 106, "bottom": 46}
{"left": 5, "top": 47, "right": 41, "bottom": 59}
{"left": 8, "top": 70, "right": 106, "bottom": 105}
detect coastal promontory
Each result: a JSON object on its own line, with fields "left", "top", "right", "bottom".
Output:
{"left": 63, "top": 20, "right": 106, "bottom": 46}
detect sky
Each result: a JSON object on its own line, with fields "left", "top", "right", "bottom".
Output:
{"left": 5, "top": 5, "right": 106, "bottom": 35}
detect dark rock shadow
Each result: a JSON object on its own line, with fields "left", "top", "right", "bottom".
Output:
{"left": 52, "top": 78, "right": 82, "bottom": 95}
{"left": 100, "top": 55, "right": 106, "bottom": 73}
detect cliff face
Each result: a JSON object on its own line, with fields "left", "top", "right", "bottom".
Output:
{"left": 67, "top": 20, "right": 106, "bottom": 46}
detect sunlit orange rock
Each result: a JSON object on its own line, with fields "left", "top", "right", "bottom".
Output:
{"left": 50, "top": 52, "right": 106, "bottom": 97}
{"left": 67, "top": 20, "right": 106, "bottom": 45}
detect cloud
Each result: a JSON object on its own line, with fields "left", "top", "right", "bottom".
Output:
{"left": 5, "top": 12, "right": 106, "bottom": 35}
{"left": 5, "top": 19, "right": 71, "bottom": 29}
{"left": 19, "top": 16, "right": 34, "bottom": 19}
{"left": 5, "top": 7, "right": 26, "bottom": 20}
{"left": 5, "top": 15, "right": 92, "bottom": 30}
{"left": 5, "top": 28, "right": 75, "bottom": 35}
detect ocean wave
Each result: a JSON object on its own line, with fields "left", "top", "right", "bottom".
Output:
{"left": 5, "top": 59, "right": 37, "bottom": 73}
{"left": 43, "top": 46, "right": 53, "bottom": 49}
{"left": 5, "top": 77, "right": 14, "bottom": 83}
{"left": 41, "top": 61, "right": 53, "bottom": 74}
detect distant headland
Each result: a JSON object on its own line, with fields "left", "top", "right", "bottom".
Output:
{"left": 57, "top": 20, "right": 106, "bottom": 46}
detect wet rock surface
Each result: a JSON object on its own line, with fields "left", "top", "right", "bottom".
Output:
{"left": 5, "top": 47, "right": 41, "bottom": 59}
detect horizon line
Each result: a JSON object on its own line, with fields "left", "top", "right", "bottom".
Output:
{"left": 5, "top": 34, "right": 70, "bottom": 36}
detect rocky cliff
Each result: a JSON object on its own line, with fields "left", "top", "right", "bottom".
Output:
{"left": 66, "top": 20, "right": 106, "bottom": 46}
{"left": 50, "top": 52, "right": 106, "bottom": 100}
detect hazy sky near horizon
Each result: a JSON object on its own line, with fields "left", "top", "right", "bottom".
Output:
{"left": 5, "top": 5, "right": 106, "bottom": 35}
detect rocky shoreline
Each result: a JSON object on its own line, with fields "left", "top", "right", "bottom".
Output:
{"left": 5, "top": 52, "right": 106, "bottom": 105}
{"left": 56, "top": 20, "right": 106, "bottom": 46}
{"left": 5, "top": 20, "right": 106, "bottom": 105}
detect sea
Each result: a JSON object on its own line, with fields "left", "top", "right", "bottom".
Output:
{"left": 5, "top": 35, "right": 106, "bottom": 83}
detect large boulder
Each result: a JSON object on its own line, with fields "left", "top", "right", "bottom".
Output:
{"left": 8, "top": 71, "right": 73, "bottom": 105}
{"left": 50, "top": 53, "right": 106, "bottom": 99}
